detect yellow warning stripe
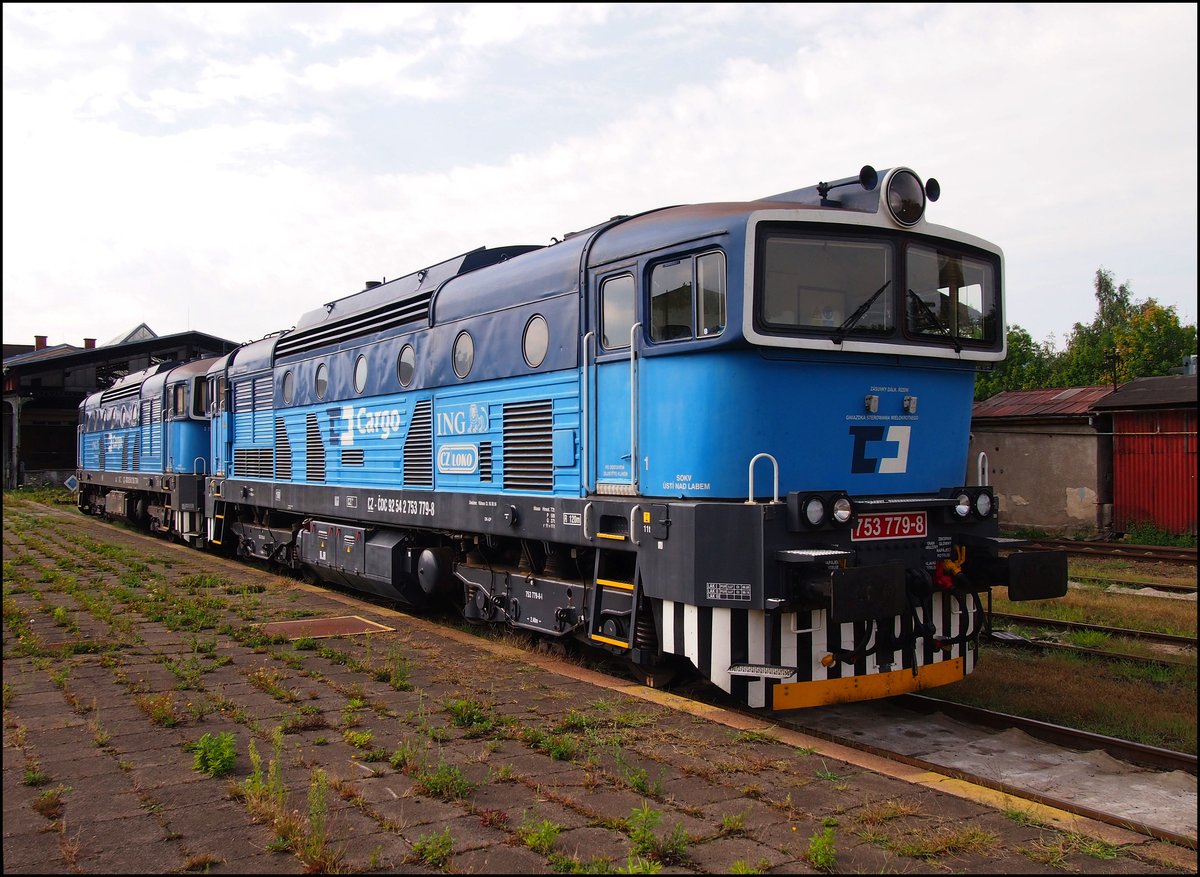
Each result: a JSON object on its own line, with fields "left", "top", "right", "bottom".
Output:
{"left": 590, "top": 633, "right": 629, "bottom": 648}
{"left": 597, "top": 578, "right": 634, "bottom": 591}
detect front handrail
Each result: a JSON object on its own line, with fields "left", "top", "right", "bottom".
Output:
{"left": 746, "top": 453, "right": 780, "bottom": 504}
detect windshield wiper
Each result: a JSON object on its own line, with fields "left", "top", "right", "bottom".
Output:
{"left": 906, "top": 288, "right": 961, "bottom": 352}
{"left": 832, "top": 279, "right": 891, "bottom": 344}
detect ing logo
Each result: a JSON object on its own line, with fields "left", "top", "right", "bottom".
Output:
{"left": 849, "top": 425, "right": 911, "bottom": 474}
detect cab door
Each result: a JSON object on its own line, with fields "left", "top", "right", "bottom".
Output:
{"left": 590, "top": 270, "right": 639, "bottom": 494}
{"left": 208, "top": 373, "right": 231, "bottom": 477}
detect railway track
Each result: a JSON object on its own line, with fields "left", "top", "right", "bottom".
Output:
{"left": 1018, "top": 538, "right": 1198, "bottom": 564}
{"left": 770, "top": 694, "right": 1197, "bottom": 850}
{"left": 1068, "top": 574, "right": 1197, "bottom": 595}
{"left": 985, "top": 631, "right": 1191, "bottom": 671}
{"left": 989, "top": 612, "right": 1197, "bottom": 649}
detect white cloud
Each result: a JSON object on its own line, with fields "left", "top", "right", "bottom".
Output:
{"left": 2, "top": 3, "right": 1195, "bottom": 350}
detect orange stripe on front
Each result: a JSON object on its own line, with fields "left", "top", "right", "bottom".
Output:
{"left": 771, "top": 658, "right": 967, "bottom": 710}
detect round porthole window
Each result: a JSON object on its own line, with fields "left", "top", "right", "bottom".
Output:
{"left": 315, "top": 363, "right": 328, "bottom": 400}
{"left": 523, "top": 314, "right": 549, "bottom": 368}
{"left": 453, "top": 332, "right": 474, "bottom": 379}
{"left": 282, "top": 371, "right": 294, "bottom": 405}
{"left": 353, "top": 355, "right": 368, "bottom": 394}
{"left": 397, "top": 344, "right": 415, "bottom": 388}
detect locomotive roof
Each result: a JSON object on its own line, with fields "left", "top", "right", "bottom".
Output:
{"left": 585, "top": 202, "right": 746, "bottom": 269}
{"left": 275, "top": 245, "right": 542, "bottom": 360}
{"left": 142, "top": 357, "right": 216, "bottom": 396}
{"left": 226, "top": 334, "right": 281, "bottom": 377}
{"left": 86, "top": 361, "right": 176, "bottom": 408}
{"left": 84, "top": 357, "right": 215, "bottom": 409}
{"left": 433, "top": 234, "right": 590, "bottom": 323}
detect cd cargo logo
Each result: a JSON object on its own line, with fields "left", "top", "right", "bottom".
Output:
{"left": 849, "top": 425, "right": 911, "bottom": 474}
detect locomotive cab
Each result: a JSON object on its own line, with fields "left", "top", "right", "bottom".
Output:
{"left": 576, "top": 166, "right": 1068, "bottom": 708}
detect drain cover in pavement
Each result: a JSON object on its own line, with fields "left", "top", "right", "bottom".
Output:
{"left": 259, "top": 615, "right": 394, "bottom": 640}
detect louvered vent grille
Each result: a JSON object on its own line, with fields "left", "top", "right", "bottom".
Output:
{"left": 503, "top": 400, "right": 553, "bottom": 491}
{"left": 254, "top": 375, "right": 273, "bottom": 410}
{"left": 234, "top": 381, "right": 253, "bottom": 412}
{"left": 342, "top": 448, "right": 364, "bottom": 466}
{"left": 479, "top": 441, "right": 493, "bottom": 482}
{"left": 121, "top": 441, "right": 129, "bottom": 471}
{"left": 145, "top": 398, "right": 161, "bottom": 458}
{"left": 275, "top": 418, "right": 292, "bottom": 480}
{"left": 275, "top": 292, "right": 434, "bottom": 359}
{"left": 233, "top": 448, "right": 274, "bottom": 478}
{"left": 306, "top": 413, "right": 326, "bottom": 482}
{"left": 403, "top": 400, "right": 433, "bottom": 487}
{"left": 132, "top": 435, "right": 140, "bottom": 471}
{"left": 101, "top": 383, "right": 141, "bottom": 403}
{"left": 99, "top": 444, "right": 106, "bottom": 470}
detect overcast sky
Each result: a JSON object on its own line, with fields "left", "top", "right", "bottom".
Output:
{"left": 3, "top": 3, "right": 1196, "bottom": 354}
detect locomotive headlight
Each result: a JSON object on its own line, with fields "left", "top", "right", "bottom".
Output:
{"left": 831, "top": 495, "right": 853, "bottom": 525}
{"left": 954, "top": 493, "right": 972, "bottom": 517}
{"left": 804, "top": 496, "right": 827, "bottom": 527}
{"left": 886, "top": 169, "right": 927, "bottom": 226}
{"left": 974, "top": 492, "right": 993, "bottom": 518}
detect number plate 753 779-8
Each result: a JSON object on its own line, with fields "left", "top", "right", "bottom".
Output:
{"left": 850, "top": 511, "right": 928, "bottom": 541}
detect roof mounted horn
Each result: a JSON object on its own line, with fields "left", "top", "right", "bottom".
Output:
{"left": 817, "top": 165, "right": 878, "bottom": 205}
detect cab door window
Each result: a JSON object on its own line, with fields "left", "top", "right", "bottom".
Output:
{"left": 600, "top": 274, "right": 635, "bottom": 350}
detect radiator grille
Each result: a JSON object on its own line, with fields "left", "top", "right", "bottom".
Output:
{"left": 275, "top": 417, "right": 292, "bottom": 480}
{"left": 503, "top": 400, "right": 553, "bottom": 491}
{"left": 479, "top": 441, "right": 493, "bottom": 482}
{"left": 306, "top": 413, "right": 325, "bottom": 482}
{"left": 342, "top": 448, "right": 364, "bottom": 466}
{"left": 233, "top": 448, "right": 274, "bottom": 479}
{"left": 403, "top": 399, "right": 433, "bottom": 487}
{"left": 132, "top": 435, "right": 140, "bottom": 471}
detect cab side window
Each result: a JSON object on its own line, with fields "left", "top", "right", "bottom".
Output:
{"left": 649, "top": 250, "right": 726, "bottom": 342}
{"left": 192, "top": 377, "right": 207, "bottom": 418}
{"left": 600, "top": 274, "right": 635, "bottom": 350}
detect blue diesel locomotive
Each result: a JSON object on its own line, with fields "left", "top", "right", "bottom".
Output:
{"left": 78, "top": 165, "right": 1067, "bottom": 710}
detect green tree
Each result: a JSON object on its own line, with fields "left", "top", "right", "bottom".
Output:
{"left": 1051, "top": 267, "right": 1133, "bottom": 387}
{"left": 1112, "top": 300, "right": 1196, "bottom": 382}
{"left": 976, "top": 267, "right": 1196, "bottom": 400}
{"left": 1043, "top": 267, "right": 1193, "bottom": 388}
{"left": 974, "top": 325, "right": 1056, "bottom": 400}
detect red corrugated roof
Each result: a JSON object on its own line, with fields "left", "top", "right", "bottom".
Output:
{"left": 973, "top": 386, "right": 1113, "bottom": 419}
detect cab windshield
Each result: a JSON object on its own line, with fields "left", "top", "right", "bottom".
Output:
{"left": 759, "top": 235, "right": 893, "bottom": 334}
{"left": 904, "top": 244, "right": 998, "bottom": 345}
{"left": 755, "top": 229, "right": 999, "bottom": 348}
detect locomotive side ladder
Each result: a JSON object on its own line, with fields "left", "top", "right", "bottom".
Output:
{"left": 585, "top": 503, "right": 638, "bottom": 649}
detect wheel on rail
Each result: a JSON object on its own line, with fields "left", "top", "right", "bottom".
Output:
{"left": 625, "top": 659, "right": 679, "bottom": 690}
